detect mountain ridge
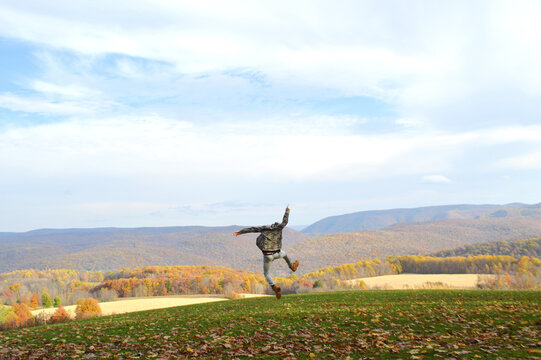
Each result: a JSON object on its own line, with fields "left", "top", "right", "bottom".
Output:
{"left": 302, "top": 202, "right": 541, "bottom": 234}
{"left": 2, "top": 202, "right": 541, "bottom": 274}
{"left": 293, "top": 216, "right": 541, "bottom": 272}
{"left": 0, "top": 225, "right": 310, "bottom": 274}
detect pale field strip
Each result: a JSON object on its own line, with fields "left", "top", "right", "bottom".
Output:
{"left": 32, "top": 294, "right": 267, "bottom": 319}
{"left": 346, "top": 274, "right": 496, "bottom": 289}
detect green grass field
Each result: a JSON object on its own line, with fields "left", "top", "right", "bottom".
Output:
{"left": 1, "top": 290, "right": 540, "bottom": 359}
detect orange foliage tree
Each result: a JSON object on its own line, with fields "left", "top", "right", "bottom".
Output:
{"left": 30, "top": 294, "right": 39, "bottom": 309}
{"left": 10, "top": 303, "right": 33, "bottom": 328}
{"left": 50, "top": 305, "right": 71, "bottom": 324}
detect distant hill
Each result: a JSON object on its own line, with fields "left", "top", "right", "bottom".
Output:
{"left": 3, "top": 208, "right": 541, "bottom": 275}
{"left": 293, "top": 216, "right": 541, "bottom": 272}
{"left": 0, "top": 226, "right": 310, "bottom": 275}
{"left": 432, "top": 237, "right": 541, "bottom": 258}
{"left": 302, "top": 203, "right": 541, "bottom": 235}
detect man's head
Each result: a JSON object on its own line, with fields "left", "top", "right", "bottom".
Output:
{"left": 270, "top": 222, "right": 280, "bottom": 229}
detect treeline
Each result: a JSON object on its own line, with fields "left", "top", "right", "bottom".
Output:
{"left": 433, "top": 237, "right": 541, "bottom": 258}
{"left": 3, "top": 254, "right": 541, "bottom": 309}
{"left": 0, "top": 298, "right": 101, "bottom": 331}
{"left": 298, "top": 255, "right": 541, "bottom": 290}
{"left": 0, "top": 266, "right": 271, "bottom": 309}
{"left": 389, "top": 255, "right": 541, "bottom": 275}
{"left": 0, "top": 269, "right": 106, "bottom": 308}
{"left": 3, "top": 255, "right": 540, "bottom": 311}
{"left": 3, "top": 252, "right": 541, "bottom": 325}
{"left": 297, "top": 259, "right": 396, "bottom": 290}
{"left": 93, "top": 266, "right": 267, "bottom": 297}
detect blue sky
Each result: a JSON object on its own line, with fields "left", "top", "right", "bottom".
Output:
{"left": 1, "top": 1, "right": 541, "bottom": 232}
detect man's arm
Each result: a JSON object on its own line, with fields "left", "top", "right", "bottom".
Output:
{"left": 234, "top": 225, "right": 271, "bottom": 236}
{"left": 279, "top": 205, "right": 290, "bottom": 228}
{"left": 233, "top": 205, "right": 290, "bottom": 235}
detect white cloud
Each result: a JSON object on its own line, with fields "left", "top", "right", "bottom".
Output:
{"left": 0, "top": 1, "right": 539, "bottom": 134}
{"left": 71, "top": 201, "right": 169, "bottom": 213}
{"left": 1, "top": 117, "right": 540, "bottom": 231}
{"left": 482, "top": 126, "right": 541, "bottom": 144}
{"left": 0, "top": 116, "right": 420, "bottom": 181}
{"left": 29, "top": 80, "right": 97, "bottom": 99}
{"left": 1, "top": 116, "right": 527, "bottom": 185}
{"left": 2, "top": 1, "right": 538, "bottom": 116}
{"left": 422, "top": 175, "right": 453, "bottom": 184}
{"left": 0, "top": 93, "right": 95, "bottom": 115}
{"left": 498, "top": 151, "right": 541, "bottom": 170}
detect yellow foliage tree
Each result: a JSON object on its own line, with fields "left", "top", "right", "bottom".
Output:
{"left": 75, "top": 298, "right": 102, "bottom": 320}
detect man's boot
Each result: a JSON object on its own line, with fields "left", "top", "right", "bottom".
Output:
{"left": 271, "top": 284, "right": 281, "bottom": 300}
{"left": 290, "top": 260, "right": 299, "bottom": 272}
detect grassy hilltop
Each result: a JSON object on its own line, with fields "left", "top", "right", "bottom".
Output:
{"left": 1, "top": 290, "right": 539, "bottom": 359}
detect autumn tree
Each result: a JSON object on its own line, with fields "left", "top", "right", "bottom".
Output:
{"left": 165, "top": 279, "right": 172, "bottom": 294}
{"left": 30, "top": 294, "right": 39, "bottom": 309}
{"left": 53, "top": 296, "right": 62, "bottom": 307}
{"left": 1, "top": 288, "right": 16, "bottom": 305}
{"left": 0, "top": 305, "right": 15, "bottom": 325}
{"left": 41, "top": 292, "right": 53, "bottom": 308}
{"left": 9, "top": 283, "right": 22, "bottom": 297}
{"left": 49, "top": 305, "right": 71, "bottom": 324}
{"left": 75, "top": 297, "right": 101, "bottom": 320}
{"left": 159, "top": 281, "right": 167, "bottom": 296}
{"left": 11, "top": 303, "right": 32, "bottom": 328}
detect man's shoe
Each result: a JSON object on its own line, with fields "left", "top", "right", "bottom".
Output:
{"left": 290, "top": 260, "right": 299, "bottom": 272}
{"left": 271, "top": 284, "right": 281, "bottom": 300}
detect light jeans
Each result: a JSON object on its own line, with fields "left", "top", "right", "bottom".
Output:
{"left": 263, "top": 250, "right": 293, "bottom": 286}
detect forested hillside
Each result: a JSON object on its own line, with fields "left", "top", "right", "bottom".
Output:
{"left": 432, "top": 237, "right": 541, "bottom": 258}
{"left": 3, "top": 216, "right": 541, "bottom": 275}
{"left": 302, "top": 202, "right": 541, "bottom": 235}
{"left": 0, "top": 226, "right": 308, "bottom": 275}
{"left": 293, "top": 216, "right": 541, "bottom": 272}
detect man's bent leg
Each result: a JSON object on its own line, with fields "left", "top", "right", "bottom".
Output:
{"left": 279, "top": 250, "right": 299, "bottom": 272}
{"left": 278, "top": 250, "right": 293, "bottom": 268}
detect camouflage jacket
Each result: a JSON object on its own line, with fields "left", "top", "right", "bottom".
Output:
{"left": 237, "top": 207, "right": 290, "bottom": 252}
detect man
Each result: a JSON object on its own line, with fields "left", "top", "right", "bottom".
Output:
{"left": 234, "top": 205, "right": 299, "bottom": 299}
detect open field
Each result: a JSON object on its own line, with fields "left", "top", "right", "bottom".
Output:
{"left": 31, "top": 295, "right": 229, "bottom": 319}
{"left": 348, "top": 273, "right": 495, "bottom": 289}
{"left": 2, "top": 290, "right": 540, "bottom": 359}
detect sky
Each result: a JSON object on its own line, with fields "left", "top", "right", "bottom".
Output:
{"left": 1, "top": 1, "right": 541, "bottom": 232}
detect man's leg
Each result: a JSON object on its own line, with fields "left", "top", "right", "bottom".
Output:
{"left": 278, "top": 250, "right": 299, "bottom": 272}
{"left": 264, "top": 253, "right": 282, "bottom": 299}
{"left": 263, "top": 255, "right": 275, "bottom": 286}
{"left": 278, "top": 250, "right": 293, "bottom": 268}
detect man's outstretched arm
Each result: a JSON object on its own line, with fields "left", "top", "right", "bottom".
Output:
{"left": 234, "top": 225, "right": 270, "bottom": 236}
{"left": 233, "top": 205, "right": 290, "bottom": 235}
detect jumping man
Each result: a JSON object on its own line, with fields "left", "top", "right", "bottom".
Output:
{"left": 234, "top": 205, "right": 299, "bottom": 299}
